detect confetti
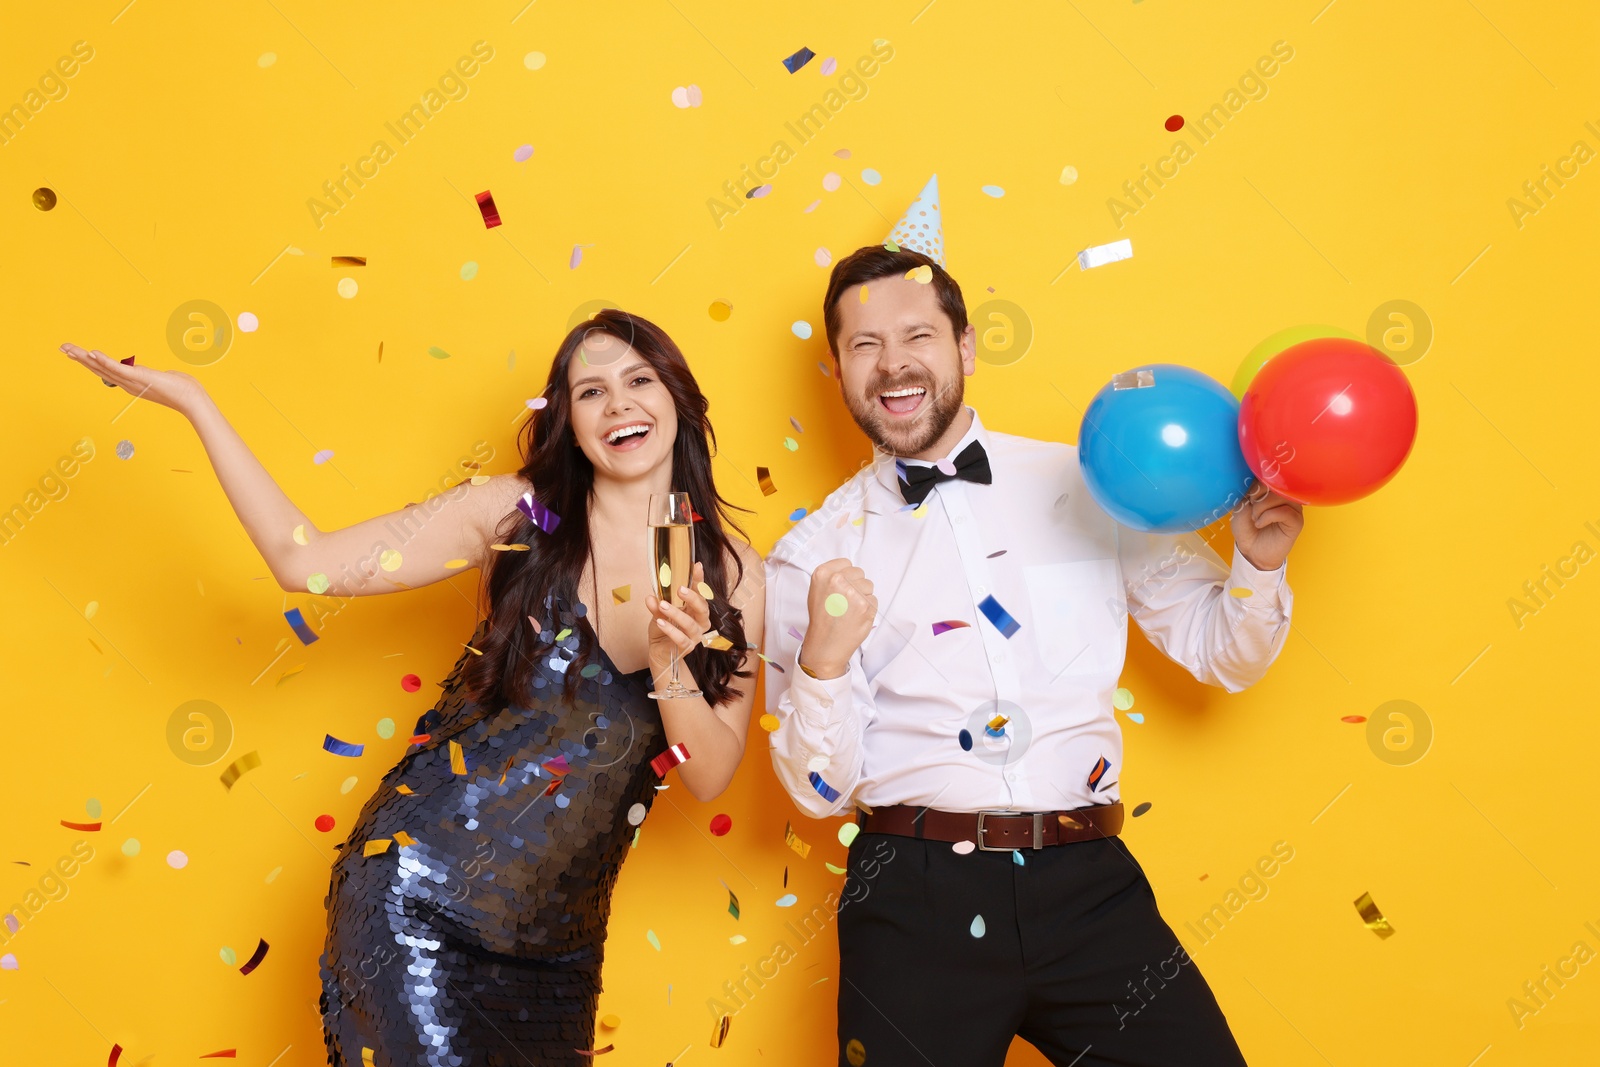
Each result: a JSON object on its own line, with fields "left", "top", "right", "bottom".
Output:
{"left": 861, "top": 168, "right": 882, "bottom": 185}
{"left": 600, "top": 1014, "right": 620, "bottom": 1028}
{"left": 1113, "top": 687, "right": 1135, "bottom": 711}
{"left": 826, "top": 862, "right": 847, "bottom": 875}
{"left": 460, "top": 261, "right": 479, "bottom": 280}
{"left": 121, "top": 838, "right": 139, "bottom": 856}
{"left": 696, "top": 581, "right": 715, "bottom": 599}
{"left": 1165, "top": 114, "right": 1185, "bottom": 132}
{"left": 516, "top": 492, "right": 562, "bottom": 534}
{"left": 822, "top": 172, "right": 842, "bottom": 192}
{"left": 814, "top": 247, "right": 832, "bottom": 268}
{"left": 313, "top": 449, "right": 337, "bottom": 466}
{"left": 315, "top": 814, "right": 335, "bottom": 832}
{"left": 986, "top": 713, "right": 1010, "bottom": 734}
{"left": 791, "top": 320, "right": 813, "bottom": 339}
{"left": 725, "top": 884, "right": 740, "bottom": 918}
{"left": 376, "top": 717, "right": 395, "bottom": 738}
{"left": 846, "top": 1039, "right": 867, "bottom": 1066}
{"left": 524, "top": 51, "right": 546, "bottom": 69}
{"left": 808, "top": 771, "right": 841, "bottom": 803}
{"left": 401, "top": 674, "right": 421, "bottom": 692}
{"left": 32, "top": 187, "right": 56, "bottom": 211}
{"left": 756, "top": 467, "right": 777, "bottom": 496}
{"left": 931, "top": 620, "right": 970, "bottom": 636}
{"left": 307, "top": 573, "right": 330, "bottom": 594}
{"left": 781, "top": 46, "right": 816, "bottom": 72}
{"left": 970, "top": 915, "right": 987, "bottom": 937}
{"left": 570, "top": 245, "right": 587, "bottom": 269}
{"left": 1132, "top": 802, "right": 1153, "bottom": 817}
{"left": 1229, "top": 587, "right": 1254, "bottom": 598}
{"left": 1355, "top": 892, "right": 1395, "bottom": 938}
{"left": 362, "top": 1051, "right": 375, "bottom": 1067}
{"left": 340, "top": 776, "right": 358, "bottom": 794}
{"left": 859, "top": 284, "right": 869, "bottom": 303}
{"left": 952, "top": 840, "right": 976, "bottom": 854}
{"left": 219, "top": 751, "right": 262, "bottom": 791}
{"left": 292, "top": 525, "right": 309, "bottom": 545}
{"left": 958, "top": 729, "right": 973, "bottom": 751}
{"left": 646, "top": 929, "right": 661, "bottom": 951}
{"left": 1078, "top": 238, "right": 1134, "bottom": 270}
{"left": 427, "top": 346, "right": 452, "bottom": 360}
{"left": 747, "top": 183, "right": 772, "bottom": 198}
{"left": 199, "top": 1053, "right": 237, "bottom": 1062}
{"left": 1060, "top": 165, "right": 1079, "bottom": 185}
{"left": 393, "top": 831, "right": 416, "bottom": 847}
{"left": 783, "top": 436, "right": 798, "bottom": 452}
{"left": 59, "top": 819, "right": 101, "bottom": 831}
{"left": 332, "top": 255, "right": 366, "bottom": 267}
{"left": 337, "top": 278, "right": 359, "bottom": 298}
{"left": 219, "top": 946, "right": 237, "bottom": 965}
{"left": 285, "top": 608, "right": 319, "bottom": 644}
{"left": 820, "top": 56, "right": 838, "bottom": 75}
{"left": 837, "top": 822, "right": 859, "bottom": 847}
{"left": 1127, "top": 712, "right": 1145, "bottom": 724}
{"left": 824, "top": 593, "right": 849, "bottom": 617}
{"left": 167, "top": 850, "right": 188, "bottom": 869}
{"left": 759, "top": 713, "right": 779, "bottom": 732}
{"left": 514, "top": 144, "right": 534, "bottom": 161}
{"left": 670, "top": 84, "right": 704, "bottom": 108}
{"left": 650, "top": 743, "right": 690, "bottom": 777}
{"left": 784, "top": 821, "right": 812, "bottom": 858}
{"left": 323, "top": 734, "right": 365, "bottom": 757}
{"left": 707, "top": 299, "right": 732, "bottom": 321}
{"left": 1087, "top": 755, "right": 1112, "bottom": 791}
{"left": 363, "top": 839, "right": 392, "bottom": 857}
{"left": 611, "top": 585, "right": 632, "bottom": 605}
{"left": 239, "top": 938, "right": 270, "bottom": 975}
{"left": 981, "top": 185, "right": 1005, "bottom": 197}
{"left": 449, "top": 740, "right": 467, "bottom": 775}
{"left": 0, "top": 954, "right": 14, "bottom": 970}
{"left": 1341, "top": 715, "right": 1367, "bottom": 724}
{"left": 109, "top": 1044, "right": 122, "bottom": 1066}
{"left": 475, "top": 189, "right": 502, "bottom": 228}
{"left": 977, "top": 595, "right": 1020, "bottom": 638}
{"left": 575, "top": 1045, "right": 614, "bottom": 1058}
{"left": 905, "top": 264, "right": 933, "bottom": 284}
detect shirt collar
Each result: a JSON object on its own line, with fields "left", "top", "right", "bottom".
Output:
{"left": 865, "top": 406, "right": 988, "bottom": 513}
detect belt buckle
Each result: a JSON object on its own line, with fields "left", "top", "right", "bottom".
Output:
{"left": 976, "top": 809, "right": 1042, "bottom": 851}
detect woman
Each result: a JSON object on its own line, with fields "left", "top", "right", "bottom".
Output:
{"left": 61, "top": 309, "right": 766, "bottom": 1065}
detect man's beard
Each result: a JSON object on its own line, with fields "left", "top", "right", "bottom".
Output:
{"left": 844, "top": 368, "right": 965, "bottom": 457}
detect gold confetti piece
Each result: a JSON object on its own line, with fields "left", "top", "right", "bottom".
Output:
{"left": 858, "top": 284, "right": 869, "bottom": 303}
{"left": 703, "top": 633, "right": 735, "bottom": 651}
{"left": 362, "top": 1048, "right": 376, "bottom": 1067}
{"left": 444, "top": 559, "right": 469, "bottom": 569}
{"left": 379, "top": 549, "right": 402, "bottom": 572}
{"left": 378, "top": 341, "right": 383, "bottom": 362}
{"left": 756, "top": 467, "right": 777, "bottom": 496}
{"left": 729, "top": 934, "right": 747, "bottom": 944}
{"left": 696, "top": 581, "right": 715, "bottom": 599}
{"left": 987, "top": 713, "right": 1010, "bottom": 731}
{"left": 912, "top": 501, "right": 929, "bottom": 518}
{"left": 333, "top": 256, "right": 367, "bottom": 267}
{"left": 846, "top": 1038, "right": 867, "bottom": 1066}
{"left": 1230, "top": 587, "right": 1253, "bottom": 598}
{"left": 1355, "top": 892, "right": 1395, "bottom": 938}
{"left": 363, "top": 839, "right": 392, "bottom": 857}
{"left": 463, "top": 644, "right": 483, "bottom": 656}
{"left": 396, "top": 784, "right": 415, "bottom": 795}
{"left": 784, "top": 820, "right": 812, "bottom": 859}
{"left": 710, "top": 1013, "right": 731, "bottom": 1048}
{"left": 306, "top": 573, "right": 330, "bottom": 594}
{"left": 905, "top": 264, "right": 933, "bottom": 284}
{"left": 489, "top": 543, "right": 530, "bottom": 552}
{"left": 851, "top": 515, "right": 864, "bottom": 526}
{"left": 470, "top": 474, "right": 490, "bottom": 485}
{"left": 84, "top": 600, "right": 99, "bottom": 618}
{"left": 658, "top": 561, "right": 672, "bottom": 588}
{"left": 612, "top": 585, "right": 631, "bottom": 604}
{"left": 600, "top": 1013, "right": 621, "bottom": 1029}
{"left": 219, "top": 751, "right": 262, "bottom": 791}
{"left": 759, "top": 713, "right": 780, "bottom": 732}
{"left": 276, "top": 663, "right": 306, "bottom": 686}
{"left": 449, "top": 741, "right": 466, "bottom": 775}
{"left": 292, "top": 524, "right": 308, "bottom": 545}
{"left": 392, "top": 831, "right": 416, "bottom": 847}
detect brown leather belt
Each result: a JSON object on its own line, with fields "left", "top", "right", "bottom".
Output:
{"left": 858, "top": 802, "right": 1123, "bottom": 851}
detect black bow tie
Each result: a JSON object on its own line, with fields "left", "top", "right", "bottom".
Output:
{"left": 897, "top": 440, "right": 993, "bottom": 506}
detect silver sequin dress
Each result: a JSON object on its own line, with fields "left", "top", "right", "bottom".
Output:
{"left": 318, "top": 615, "right": 664, "bottom": 1066}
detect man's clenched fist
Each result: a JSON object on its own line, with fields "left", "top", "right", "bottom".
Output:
{"left": 799, "top": 558, "right": 877, "bottom": 680}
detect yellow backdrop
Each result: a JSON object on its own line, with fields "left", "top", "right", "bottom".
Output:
{"left": 3, "top": 2, "right": 1597, "bottom": 1064}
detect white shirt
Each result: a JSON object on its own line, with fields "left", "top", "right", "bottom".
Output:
{"left": 763, "top": 406, "right": 1294, "bottom": 819}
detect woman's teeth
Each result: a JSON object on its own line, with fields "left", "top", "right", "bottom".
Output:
{"left": 605, "top": 424, "right": 651, "bottom": 446}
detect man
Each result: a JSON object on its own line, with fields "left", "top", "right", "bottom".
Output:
{"left": 763, "top": 176, "right": 1303, "bottom": 1066}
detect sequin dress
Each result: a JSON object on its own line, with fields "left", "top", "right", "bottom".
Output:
{"left": 318, "top": 616, "right": 664, "bottom": 1066}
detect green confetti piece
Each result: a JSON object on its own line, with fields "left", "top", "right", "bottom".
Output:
{"left": 580, "top": 663, "right": 601, "bottom": 679}
{"left": 646, "top": 929, "right": 661, "bottom": 951}
{"left": 837, "top": 823, "right": 859, "bottom": 847}
{"left": 121, "top": 838, "right": 140, "bottom": 857}
{"left": 783, "top": 436, "right": 798, "bottom": 451}
{"left": 970, "top": 914, "right": 986, "bottom": 937}
{"left": 376, "top": 717, "right": 395, "bottom": 739}
{"left": 86, "top": 798, "right": 102, "bottom": 819}
{"left": 825, "top": 862, "right": 847, "bottom": 874}
{"left": 427, "top": 346, "right": 452, "bottom": 360}
{"left": 825, "top": 593, "right": 848, "bottom": 617}
{"left": 459, "top": 261, "right": 478, "bottom": 281}
{"left": 307, "top": 573, "right": 330, "bottom": 594}
{"left": 220, "top": 946, "right": 237, "bottom": 965}
{"left": 1113, "top": 687, "right": 1135, "bottom": 711}
{"left": 556, "top": 627, "right": 572, "bottom": 641}
{"left": 884, "top": 238, "right": 900, "bottom": 252}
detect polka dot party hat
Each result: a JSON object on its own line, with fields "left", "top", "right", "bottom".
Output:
{"left": 884, "top": 174, "right": 944, "bottom": 268}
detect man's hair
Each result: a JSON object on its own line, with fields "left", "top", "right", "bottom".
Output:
{"left": 822, "top": 245, "right": 969, "bottom": 359}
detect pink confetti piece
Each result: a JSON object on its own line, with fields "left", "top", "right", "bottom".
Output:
{"left": 820, "top": 57, "right": 838, "bottom": 75}
{"left": 570, "top": 245, "right": 584, "bottom": 269}
{"left": 513, "top": 144, "right": 534, "bottom": 162}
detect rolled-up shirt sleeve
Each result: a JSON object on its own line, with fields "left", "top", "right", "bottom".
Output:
{"left": 1116, "top": 527, "right": 1294, "bottom": 693}
{"left": 763, "top": 552, "right": 869, "bottom": 819}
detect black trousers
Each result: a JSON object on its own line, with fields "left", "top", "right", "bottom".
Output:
{"left": 836, "top": 831, "right": 1248, "bottom": 1067}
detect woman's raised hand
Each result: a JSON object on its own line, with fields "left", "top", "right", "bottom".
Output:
{"left": 61, "top": 342, "right": 206, "bottom": 416}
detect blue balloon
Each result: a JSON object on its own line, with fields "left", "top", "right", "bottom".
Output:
{"left": 1078, "top": 364, "right": 1255, "bottom": 532}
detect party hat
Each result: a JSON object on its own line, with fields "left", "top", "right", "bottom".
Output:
{"left": 884, "top": 174, "right": 944, "bottom": 267}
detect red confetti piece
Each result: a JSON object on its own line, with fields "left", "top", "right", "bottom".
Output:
{"left": 542, "top": 777, "right": 565, "bottom": 797}
{"left": 690, "top": 508, "right": 706, "bottom": 522}
{"left": 575, "top": 1046, "right": 615, "bottom": 1057}
{"left": 1164, "top": 114, "right": 1184, "bottom": 131}
{"left": 408, "top": 733, "right": 431, "bottom": 745}
{"left": 544, "top": 755, "right": 571, "bottom": 776}
{"left": 475, "top": 189, "right": 501, "bottom": 228}
{"left": 315, "top": 814, "right": 336, "bottom": 832}
{"left": 401, "top": 674, "right": 422, "bottom": 692}
{"left": 709, "top": 813, "right": 733, "bottom": 836}
{"left": 109, "top": 1044, "right": 123, "bottom": 1067}
{"left": 239, "top": 937, "right": 270, "bottom": 975}
{"left": 60, "top": 820, "right": 102, "bottom": 832}
{"left": 200, "top": 1052, "right": 238, "bottom": 1059}
{"left": 650, "top": 743, "right": 691, "bottom": 777}
{"left": 1341, "top": 715, "right": 1367, "bottom": 723}
{"left": 931, "top": 620, "right": 970, "bottom": 636}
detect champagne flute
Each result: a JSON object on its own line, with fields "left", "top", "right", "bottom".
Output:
{"left": 647, "top": 492, "right": 702, "bottom": 700}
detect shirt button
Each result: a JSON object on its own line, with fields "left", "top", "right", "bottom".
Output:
{"left": 975, "top": 586, "right": 986, "bottom": 597}
{"left": 954, "top": 514, "right": 965, "bottom": 525}
{"left": 1006, "top": 771, "right": 1019, "bottom": 782}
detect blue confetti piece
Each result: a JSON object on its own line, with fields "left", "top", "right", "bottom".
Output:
{"left": 958, "top": 729, "right": 973, "bottom": 751}
{"left": 984, "top": 723, "right": 1006, "bottom": 738}
{"left": 978, "top": 594, "right": 1020, "bottom": 638}
{"left": 1087, "top": 754, "right": 1112, "bottom": 791}
{"left": 781, "top": 46, "right": 816, "bottom": 73}
{"left": 1127, "top": 712, "right": 1145, "bottom": 724}
{"left": 861, "top": 168, "right": 882, "bottom": 186}
{"left": 788, "top": 507, "right": 808, "bottom": 521}
{"left": 981, "top": 185, "right": 1006, "bottom": 198}
{"left": 323, "top": 734, "right": 364, "bottom": 758}
{"left": 808, "top": 770, "right": 841, "bottom": 803}
{"left": 284, "top": 607, "right": 318, "bottom": 645}
{"left": 776, "top": 893, "right": 798, "bottom": 907}
{"left": 1013, "top": 849, "right": 1025, "bottom": 866}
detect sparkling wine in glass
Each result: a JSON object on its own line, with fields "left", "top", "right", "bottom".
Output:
{"left": 647, "top": 492, "right": 701, "bottom": 700}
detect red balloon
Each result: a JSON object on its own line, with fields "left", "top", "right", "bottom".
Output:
{"left": 1238, "top": 338, "right": 1417, "bottom": 506}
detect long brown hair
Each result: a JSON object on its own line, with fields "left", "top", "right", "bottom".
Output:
{"left": 461, "top": 309, "right": 753, "bottom": 711}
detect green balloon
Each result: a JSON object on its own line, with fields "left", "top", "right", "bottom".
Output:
{"left": 1231, "top": 324, "right": 1360, "bottom": 398}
